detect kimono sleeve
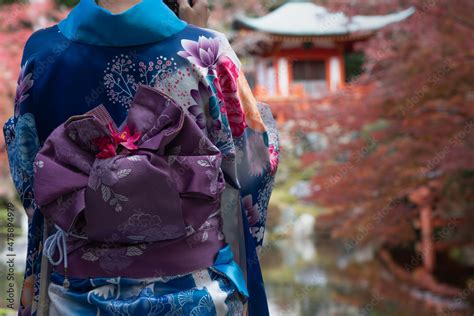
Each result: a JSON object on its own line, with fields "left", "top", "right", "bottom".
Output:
{"left": 3, "top": 58, "right": 48, "bottom": 315}
{"left": 211, "top": 33, "right": 280, "bottom": 316}
{"left": 3, "top": 59, "right": 41, "bottom": 221}
{"left": 213, "top": 33, "right": 281, "bottom": 249}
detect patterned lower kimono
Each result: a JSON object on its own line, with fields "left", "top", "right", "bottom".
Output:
{"left": 48, "top": 267, "right": 244, "bottom": 315}
{"left": 2, "top": 1, "right": 280, "bottom": 315}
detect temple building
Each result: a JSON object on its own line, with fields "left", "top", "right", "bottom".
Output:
{"left": 233, "top": 1, "right": 414, "bottom": 100}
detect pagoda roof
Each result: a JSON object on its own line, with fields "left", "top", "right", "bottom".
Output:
{"left": 235, "top": 1, "right": 415, "bottom": 37}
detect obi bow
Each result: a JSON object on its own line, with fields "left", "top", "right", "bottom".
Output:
{"left": 33, "top": 84, "right": 226, "bottom": 244}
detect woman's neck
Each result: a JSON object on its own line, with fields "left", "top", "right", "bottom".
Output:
{"left": 96, "top": 0, "right": 142, "bottom": 14}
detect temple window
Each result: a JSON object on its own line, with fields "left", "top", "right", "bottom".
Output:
{"left": 292, "top": 60, "right": 327, "bottom": 97}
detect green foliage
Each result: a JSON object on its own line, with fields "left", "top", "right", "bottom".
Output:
{"left": 0, "top": 0, "right": 24, "bottom": 4}
{"left": 271, "top": 154, "right": 326, "bottom": 217}
{"left": 0, "top": 308, "right": 16, "bottom": 315}
{"left": 344, "top": 51, "right": 364, "bottom": 82}
{"left": 54, "top": 0, "right": 78, "bottom": 7}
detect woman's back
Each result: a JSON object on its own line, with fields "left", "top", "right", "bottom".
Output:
{"left": 19, "top": 20, "right": 238, "bottom": 145}
{"left": 4, "top": 1, "right": 280, "bottom": 315}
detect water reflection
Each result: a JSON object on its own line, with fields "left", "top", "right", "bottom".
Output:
{"left": 260, "top": 233, "right": 468, "bottom": 316}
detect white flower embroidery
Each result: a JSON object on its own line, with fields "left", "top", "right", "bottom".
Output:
{"left": 33, "top": 160, "right": 44, "bottom": 172}
{"left": 103, "top": 54, "right": 178, "bottom": 109}
{"left": 250, "top": 226, "right": 265, "bottom": 243}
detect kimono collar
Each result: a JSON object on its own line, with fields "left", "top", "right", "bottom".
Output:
{"left": 58, "top": 0, "right": 188, "bottom": 47}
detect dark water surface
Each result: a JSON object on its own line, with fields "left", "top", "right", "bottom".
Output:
{"left": 260, "top": 236, "right": 470, "bottom": 316}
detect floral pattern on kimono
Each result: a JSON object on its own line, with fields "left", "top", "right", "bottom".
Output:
{"left": 47, "top": 268, "right": 244, "bottom": 316}
{"left": 3, "top": 61, "right": 44, "bottom": 316}
{"left": 176, "top": 34, "right": 280, "bottom": 248}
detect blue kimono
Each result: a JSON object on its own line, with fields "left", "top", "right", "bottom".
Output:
{"left": 2, "top": 0, "right": 280, "bottom": 315}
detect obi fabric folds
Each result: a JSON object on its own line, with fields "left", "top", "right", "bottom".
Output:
{"left": 33, "top": 84, "right": 228, "bottom": 279}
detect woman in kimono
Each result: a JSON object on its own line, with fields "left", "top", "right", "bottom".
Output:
{"left": 3, "top": 0, "right": 280, "bottom": 315}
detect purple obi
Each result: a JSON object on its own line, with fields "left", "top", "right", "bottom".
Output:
{"left": 33, "top": 84, "right": 227, "bottom": 281}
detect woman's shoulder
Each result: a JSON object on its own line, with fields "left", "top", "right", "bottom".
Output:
{"left": 22, "top": 24, "right": 69, "bottom": 65}
{"left": 176, "top": 24, "right": 240, "bottom": 68}
{"left": 178, "top": 24, "right": 228, "bottom": 41}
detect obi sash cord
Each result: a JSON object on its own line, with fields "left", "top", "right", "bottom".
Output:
{"left": 43, "top": 224, "right": 88, "bottom": 288}
{"left": 43, "top": 226, "right": 69, "bottom": 288}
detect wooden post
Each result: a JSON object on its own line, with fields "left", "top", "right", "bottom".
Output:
{"left": 420, "top": 205, "right": 435, "bottom": 272}
{"left": 409, "top": 186, "right": 435, "bottom": 273}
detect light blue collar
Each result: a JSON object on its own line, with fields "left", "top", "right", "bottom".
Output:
{"left": 58, "top": 0, "right": 188, "bottom": 46}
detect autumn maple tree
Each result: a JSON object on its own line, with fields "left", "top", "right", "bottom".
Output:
{"left": 293, "top": 0, "right": 474, "bottom": 288}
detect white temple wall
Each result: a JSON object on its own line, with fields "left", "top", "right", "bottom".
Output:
{"left": 277, "top": 57, "right": 289, "bottom": 96}
{"left": 329, "top": 56, "right": 341, "bottom": 92}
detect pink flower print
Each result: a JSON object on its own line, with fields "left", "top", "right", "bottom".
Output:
{"left": 269, "top": 145, "right": 279, "bottom": 175}
{"left": 14, "top": 63, "right": 34, "bottom": 117}
{"left": 225, "top": 97, "right": 247, "bottom": 138}
{"left": 243, "top": 194, "right": 259, "bottom": 226}
{"left": 213, "top": 76, "right": 225, "bottom": 104}
{"left": 215, "top": 56, "right": 247, "bottom": 138}
{"left": 108, "top": 122, "right": 142, "bottom": 151}
{"left": 92, "top": 136, "right": 117, "bottom": 159}
{"left": 178, "top": 36, "right": 222, "bottom": 69}
{"left": 92, "top": 122, "right": 141, "bottom": 159}
{"left": 216, "top": 56, "right": 239, "bottom": 93}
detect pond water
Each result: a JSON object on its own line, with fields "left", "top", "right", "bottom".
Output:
{"left": 260, "top": 233, "right": 471, "bottom": 316}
